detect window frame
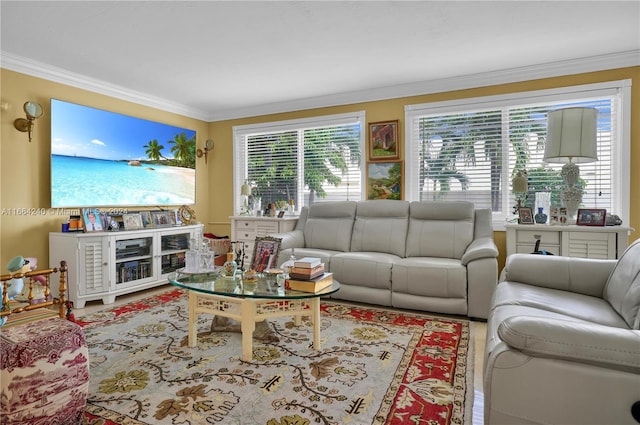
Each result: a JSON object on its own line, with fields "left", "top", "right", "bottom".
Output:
{"left": 404, "top": 80, "right": 631, "bottom": 230}
{"left": 233, "top": 111, "right": 366, "bottom": 214}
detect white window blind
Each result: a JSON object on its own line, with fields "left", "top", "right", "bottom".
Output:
{"left": 405, "top": 80, "right": 631, "bottom": 228}
{"left": 233, "top": 112, "right": 365, "bottom": 214}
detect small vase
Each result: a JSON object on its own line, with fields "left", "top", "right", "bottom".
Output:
{"left": 535, "top": 207, "right": 548, "bottom": 224}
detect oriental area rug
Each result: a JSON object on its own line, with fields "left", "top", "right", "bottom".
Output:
{"left": 77, "top": 289, "right": 473, "bottom": 425}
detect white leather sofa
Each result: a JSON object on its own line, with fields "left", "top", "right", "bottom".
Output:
{"left": 273, "top": 200, "right": 498, "bottom": 319}
{"left": 484, "top": 239, "right": 640, "bottom": 425}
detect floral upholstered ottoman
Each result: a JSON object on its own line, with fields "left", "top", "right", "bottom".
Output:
{"left": 0, "top": 317, "right": 89, "bottom": 424}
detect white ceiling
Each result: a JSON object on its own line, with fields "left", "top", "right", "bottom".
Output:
{"left": 2, "top": 1, "right": 639, "bottom": 121}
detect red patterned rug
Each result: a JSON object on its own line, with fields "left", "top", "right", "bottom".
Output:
{"left": 78, "top": 289, "right": 473, "bottom": 424}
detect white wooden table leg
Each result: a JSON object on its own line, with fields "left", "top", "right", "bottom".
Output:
{"left": 188, "top": 292, "right": 197, "bottom": 347}
{"left": 311, "top": 298, "right": 320, "bottom": 349}
{"left": 240, "top": 300, "right": 256, "bottom": 361}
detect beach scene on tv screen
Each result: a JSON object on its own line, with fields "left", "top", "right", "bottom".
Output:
{"left": 51, "top": 99, "right": 196, "bottom": 208}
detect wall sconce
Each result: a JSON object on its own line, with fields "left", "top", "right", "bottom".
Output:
{"left": 14, "top": 101, "right": 44, "bottom": 143}
{"left": 196, "top": 139, "right": 214, "bottom": 164}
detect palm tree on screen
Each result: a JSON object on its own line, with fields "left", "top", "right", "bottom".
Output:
{"left": 169, "top": 132, "right": 196, "bottom": 168}
{"left": 143, "top": 139, "right": 165, "bottom": 161}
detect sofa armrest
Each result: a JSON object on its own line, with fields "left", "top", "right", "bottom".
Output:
{"left": 271, "top": 230, "right": 305, "bottom": 251}
{"left": 461, "top": 237, "right": 498, "bottom": 265}
{"left": 498, "top": 316, "right": 640, "bottom": 374}
{"left": 502, "top": 253, "right": 616, "bottom": 297}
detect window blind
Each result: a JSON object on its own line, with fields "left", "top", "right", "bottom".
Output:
{"left": 405, "top": 80, "right": 630, "bottom": 227}
{"left": 233, "top": 112, "right": 365, "bottom": 214}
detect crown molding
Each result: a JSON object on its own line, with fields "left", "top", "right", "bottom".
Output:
{"left": 209, "top": 50, "right": 640, "bottom": 121}
{"left": 2, "top": 50, "right": 638, "bottom": 122}
{"left": 0, "top": 52, "right": 211, "bottom": 121}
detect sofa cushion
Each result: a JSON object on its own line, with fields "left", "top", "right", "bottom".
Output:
{"left": 392, "top": 257, "right": 467, "bottom": 299}
{"left": 350, "top": 200, "right": 409, "bottom": 257}
{"left": 303, "top": 201, "right": 357, "bottom": 252}
{"left": 603, "top": 239, "right": 640, "bottom": 329}
{"left": 406, "top": 201, "right": 474, "bottom": 259}
{"left": 493, "top": 281, "right": 629, "bottom": 329}
{"left": 330, "top": 252, "right": 396, "bottom": 291}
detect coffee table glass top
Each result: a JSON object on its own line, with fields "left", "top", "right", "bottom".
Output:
{"left": 168, "top": 269, "right": 340, "bottom": 299}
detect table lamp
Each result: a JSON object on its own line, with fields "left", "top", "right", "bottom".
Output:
{"left": 543, "top": 107, "right": 597, "bottom": 224}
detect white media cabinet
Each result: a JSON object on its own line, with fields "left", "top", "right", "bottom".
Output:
{"left": 49, "top": 224, "right": 203, "bottom": 308}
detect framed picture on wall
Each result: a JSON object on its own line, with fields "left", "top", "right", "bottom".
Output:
{"left": 366, "top": 161, "right": 403, "bottom": 200}
{"left": 368, "top": 120, "right": 399, "bottom": 161}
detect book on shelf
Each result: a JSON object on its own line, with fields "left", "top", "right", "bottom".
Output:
{"left": 288, "top": 263, "right": 325, "bottom": 280}
{"left": 293, "top": 257, "right": 322, "bottom": 269}
{"left": 286, "top": 272, "right": 333, "bottom": 293}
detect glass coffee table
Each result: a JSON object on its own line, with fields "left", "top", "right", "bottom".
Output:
{"left": 168, "top": 269, "right": 340, "bottom": 361}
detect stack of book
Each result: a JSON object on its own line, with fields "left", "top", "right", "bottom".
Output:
{"left": 286, "top": 257, "right": 333, "bottom": 293}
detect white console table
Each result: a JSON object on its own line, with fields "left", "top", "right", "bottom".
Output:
{"left": 505, "top": 224, "right": 634, "bottom": 259}
{"left": 230, "top": 216, "right": 298, "bottom": 265}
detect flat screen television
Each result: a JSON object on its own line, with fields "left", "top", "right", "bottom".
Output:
{"left": 50, "top": 99, "right": 196, "bottom": 208}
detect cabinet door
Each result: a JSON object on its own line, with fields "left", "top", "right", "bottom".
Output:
{"left": 566, "top": 232, "right": 615, "bottom": 259}
{"left": 78, "top": 237, "right": 110, "bottom": 295}
{"left": 112, "top": 233, "right": 156, "bottom": 288}
{"left": 158, "top": 229, "right": 194, "bottom": 275}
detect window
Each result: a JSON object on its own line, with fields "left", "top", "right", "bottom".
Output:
{"left": 405, "top": 80, "right": 631, "bottom": 229}
{"left": 233, "top": 111, "right": 365, "bottom": 214}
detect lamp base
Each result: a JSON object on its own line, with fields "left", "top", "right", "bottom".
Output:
{"left": 561, "top": 185, "right": 582, "bottom": 224}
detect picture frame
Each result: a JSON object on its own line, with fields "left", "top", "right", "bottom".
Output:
{"left": 140, "top": 211, "right": 154, "bottom": 228}
{"left": 368, "top": 120, "right": 399, "bottom": 161}
{"left": 549, "top": 206, "right": 560, "bottom": 225}
{"left": 250, "top": 236, "right": 282, "bottom": 273}
{"left": 518, "top": 207, "right": 534, "bottom": 224}
{"left": 82, "top": 208, "right": 103, "bottom": 232}
{"left": 277, "top": 210, "right": 285, "bottom": 218}
{"left": 123, "top": 213, "right": 144, "bottom": 230}
{"left": 559, "top": 207, "right": 568, "bottom": 225}
{"left": 577, "top": 208, "right": 607, "bottom": 226}
{"left": 151, "top": 210, "right": 173, "bottom": 227}
{"left": 367, "top": 161, "right": 403, "bottom": 200}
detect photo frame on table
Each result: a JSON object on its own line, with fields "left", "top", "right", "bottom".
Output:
{"left": 250, "top": 236, "right": 282, "bottom": 273}
{"left": 577, "top": 208, "right": 607, "bottom": 226}
{"left": 123, "top": 213, "right": 144, "bottom": 230}
{"left": 367, "top": 161, "right": 403, "bottom": 200}
{"left": 82, "top": 208, "right": 103, "bottom": 232}
{"left": 140, "top": 211, "right": 154, "bottom": 228}
{"left": 151, "top": 210, "right": 173, "bottom": 227}
{"left": 368, "top": 120, "right": 399, "bottom": 161}
{"left": 518, "top": 207, "right": 534, "bottom": 224}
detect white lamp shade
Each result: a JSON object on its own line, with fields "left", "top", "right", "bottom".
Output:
{"left": 544, "top": 107, "right": 598, "bottom": 164}
{"left": 240, "top": 182, "right": 252, "bottom": 196}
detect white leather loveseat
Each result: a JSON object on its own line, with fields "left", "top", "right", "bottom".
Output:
{"left": 273, "top": 200, "right": 498, "bottom": 319}
{"left": 484, "top": 239, "right": 640, "bottom": 425}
